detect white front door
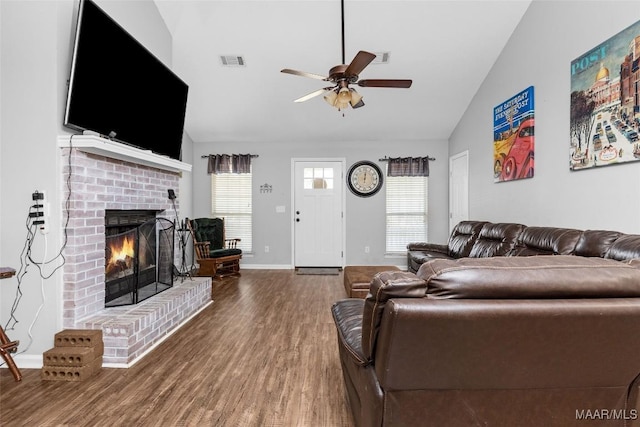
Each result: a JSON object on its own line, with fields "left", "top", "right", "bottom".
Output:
{"left": 449, "top": 151, "right": 469, "bottom": 231}
{"left": 293, "top": 160, "right": 344, "bottom": 267}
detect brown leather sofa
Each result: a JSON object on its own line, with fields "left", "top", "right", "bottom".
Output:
{"left": 407, "top": 220, "right": 640, "bottom": 273}
{"left": 332, "top": 255, "right": 640, "bottom": 426}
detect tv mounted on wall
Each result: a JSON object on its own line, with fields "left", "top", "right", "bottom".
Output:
{"left": 64, "top": 0, "right": 188, "bottom": 161}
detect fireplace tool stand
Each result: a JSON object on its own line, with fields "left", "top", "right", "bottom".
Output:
{"left": 168, "top": 189, "right": 193, "bottom": 282}
{"left": 175, "top": 224, "right": 194, "bottom": 282}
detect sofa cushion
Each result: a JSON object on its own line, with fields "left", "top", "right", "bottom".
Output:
{"left": 605, "top": 233, "right": 640, "bottom": 261}
{"left": 447, "top": 221, "right": 488, "bottom": 258}
{"left": 468, "top": 222, "right": 525, "bottom": 258}
{"left": 417, "top": 255, "right": 640, "bottom": 299}
{"left": 508, "top": 226, "right": 582, "bottom": 256}
{"left": 574, "top": 229, "right": 622, "bottom": 257}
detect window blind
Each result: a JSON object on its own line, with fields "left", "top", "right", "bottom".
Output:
{"left": 211, "top": 172, "right": 252, "bottom": 252}
{"left": 386, "top": 175, "right": 428, "bottom": 253}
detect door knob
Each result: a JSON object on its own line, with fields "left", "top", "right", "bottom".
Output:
{"left": 296, "top": 218, "right": 300, "bottom": 222}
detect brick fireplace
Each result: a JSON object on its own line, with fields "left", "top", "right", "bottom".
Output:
{"left": 58, "top": 135, "right": 211, "bottom": 366}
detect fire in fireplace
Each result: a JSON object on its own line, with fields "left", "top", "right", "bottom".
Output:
{"left": 104, "top": 210, "right": 174, "bottom": 307}
{"left": 106, "top": 233, "right": 136, "bottom": 278}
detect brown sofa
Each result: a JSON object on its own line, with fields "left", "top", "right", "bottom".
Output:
{"left": 332, "top": 255, "right": 640, "bottom": 426}
{"left": 407, "top": 220, "right": 640, "bottom": 273}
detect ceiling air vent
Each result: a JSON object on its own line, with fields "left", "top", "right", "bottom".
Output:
{"left": 220, "top": 55, "right": 246, "bottom": 67}
{"left": 372, "top": 52, "right": 391, "bottom": 64}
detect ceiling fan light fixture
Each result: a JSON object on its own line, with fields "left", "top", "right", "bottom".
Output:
{"left": 338, "top": 86, "right": 351, "bottom": 103}
{"left": 324, "top": 90, "right": 339, "bottom": 107}
{"left": 336, "top": 100, "right": 350, "bottom": 111}
{"left": 349, "top": 88, "right": 363, "bottom": 107}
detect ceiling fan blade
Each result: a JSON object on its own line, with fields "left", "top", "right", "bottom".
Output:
{"left": 281, "top": 69, "right": 328, "bottom": 81}
{"left": 293, "top": 87, "right": 335, "bottom": 103}
{"left": 344, "top": 51, "right": 376, "bottom": 77}
{"left": 357, "top": 79, "right": 413, "bottom": 88}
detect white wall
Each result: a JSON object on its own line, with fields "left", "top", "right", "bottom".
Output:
{"left": 449, "top": 0, "right": 640, "bottom": 233}
{"left": 0, "top": 0, "right": 186, "bottom": 364}
{"left": 192, "top": 139, "right": 450, "bottom": 267}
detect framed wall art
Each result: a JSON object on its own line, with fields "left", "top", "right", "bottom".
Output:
{"left": 493, "top": 86, "right": 535, "bottom": 182}
{"left": 570, "top": 19, "right": 640, "bottom": 170}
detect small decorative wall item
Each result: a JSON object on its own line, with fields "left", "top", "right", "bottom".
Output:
{"left": 493, "top": 86, "right": 535, "bottom": 182}
{"left": 570, "top": 19, "right": 640, "bottom": 171}
{"left": 260, "top": 183, "right": 272, "bottom": 193}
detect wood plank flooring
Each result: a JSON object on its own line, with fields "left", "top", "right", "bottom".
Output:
{"left": 0, "top": 270, "right": 354, "bottom": 426}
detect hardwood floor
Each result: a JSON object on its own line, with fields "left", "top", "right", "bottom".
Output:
{"left": 0, "top": 270, "right": 354, "bottom": 426}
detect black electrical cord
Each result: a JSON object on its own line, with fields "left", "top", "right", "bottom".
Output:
{"left": 3, "top": 207, "right": 38, "bottom": 332}
{"left": 2, "top": 136, "right": 74, "bottom": 333}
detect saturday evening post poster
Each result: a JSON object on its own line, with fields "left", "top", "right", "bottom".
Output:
{"left": 570, "top": 19, "right": 640, "bottom": 170}
{"left": 493, "top": 86, "right": 534, "bottom": 183}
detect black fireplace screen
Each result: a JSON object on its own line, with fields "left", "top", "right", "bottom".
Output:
{"left": 105, "top": 218, "right": 174, "bottom": 307}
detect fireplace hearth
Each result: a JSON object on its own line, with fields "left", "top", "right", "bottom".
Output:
{"left": 104, "top": 213, "right": 174, "bottom": 307}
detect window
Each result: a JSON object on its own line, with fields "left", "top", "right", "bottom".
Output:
{"left": 386, "top": 176, "right": 428, "bottom": 253}
{"left": 303, "top": 167, "right": 334, "bottom": 190}
{"left": 211, "top": 172, "right": 252, "bottom": 252}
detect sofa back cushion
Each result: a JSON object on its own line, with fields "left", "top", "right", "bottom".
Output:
{"left": 605, "top": 233, "right": 640, "bottom": 261}
{"left": 508, "top": 226, "right": 581, "bottom": 256}
{"left": 573, "top": 229, "right": 622, "bottom": 257}
{"left": 417, "top": 255, "right": 640, "bottom": 299}
{"left": 447, "top": 221, "right": 487, "bottom": 258}
{"left": 468, "top": 222, "right": 525, "bottom": 258}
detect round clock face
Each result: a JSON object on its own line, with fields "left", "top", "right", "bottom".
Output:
{"left": 347, "top": 161, "right": 383, "bottom": 197}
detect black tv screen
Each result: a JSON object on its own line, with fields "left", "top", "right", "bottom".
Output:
{"left": 64, "top": 0, "right": 188, "bottom": 161}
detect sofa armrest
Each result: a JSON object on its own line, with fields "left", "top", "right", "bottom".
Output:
{"left": 331, "top": 299, "right": 368, "bottom": 366}
{"left": 406, "top": 242, "right": 448, "bottom": 253}
{"left": 361, "top": 271, "right": 427, "bottom": 361}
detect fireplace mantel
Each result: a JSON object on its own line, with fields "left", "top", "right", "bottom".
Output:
{"left": 58, "top": 135, "right": 192, "bottom": 173}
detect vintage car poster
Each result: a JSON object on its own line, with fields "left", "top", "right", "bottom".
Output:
{"left": 570, "top": 19, "right": 640, "bottom": 170}
{"left": 493, "top": 86, "right": 535, "bottom": 182}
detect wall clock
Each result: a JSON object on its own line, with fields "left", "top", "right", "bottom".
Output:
{"left": 347, "top": 160, "right": 383, "bottom": 197}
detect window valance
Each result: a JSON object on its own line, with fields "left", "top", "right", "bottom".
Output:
{"left": 382, "top": 156, "right": 433, "bottom": 177}
{"left": 204, "top": 154, "right": 257, "bottom": 174}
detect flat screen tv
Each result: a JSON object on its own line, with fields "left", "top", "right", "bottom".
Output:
{"left": 64, "top": 0, "right": 188, "bottom": 161}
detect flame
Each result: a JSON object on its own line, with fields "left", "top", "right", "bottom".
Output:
{"left": 108, "top": 236, "right": 135, "bottom": 266}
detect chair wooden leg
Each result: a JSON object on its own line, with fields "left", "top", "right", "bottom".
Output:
{"left": 0, "top": 326, "right": 22, "bottom": 382}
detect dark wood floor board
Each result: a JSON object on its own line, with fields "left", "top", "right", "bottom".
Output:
{"left": 0, "top": 269, "right": 353, "bottom": 426}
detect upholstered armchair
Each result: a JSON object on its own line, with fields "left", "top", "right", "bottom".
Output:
{"left": 187, "top": 218, "right": 242, "bottom": 279}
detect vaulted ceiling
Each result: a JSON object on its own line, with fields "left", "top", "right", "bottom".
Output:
{"left": 155, "top": 0, "right": 532, "bottom": 144}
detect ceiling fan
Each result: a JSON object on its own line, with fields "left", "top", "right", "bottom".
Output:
{"left": 280, "top": 0, "right": 412, "bottom": 111}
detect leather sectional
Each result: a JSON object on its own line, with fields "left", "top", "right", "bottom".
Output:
{"left": 407, "top": 220, "right": 640, "bottom": 273}
{"left": 332, "top": 221, "right": 640, "bottom": 426}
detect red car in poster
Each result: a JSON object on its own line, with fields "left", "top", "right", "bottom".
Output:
{"left": 500, "top": 117, "right": 534, "bottom": 181}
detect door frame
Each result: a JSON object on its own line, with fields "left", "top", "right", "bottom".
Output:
{"left": 449, "top": 150, "right": 469, "bottom": 232}
{"left": 290, "top": 158, "right": 346, "bottom": 268}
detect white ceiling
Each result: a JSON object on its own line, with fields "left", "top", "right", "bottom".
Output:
{"left": 154, "top": 0, "right": 532, "bottom": 144}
